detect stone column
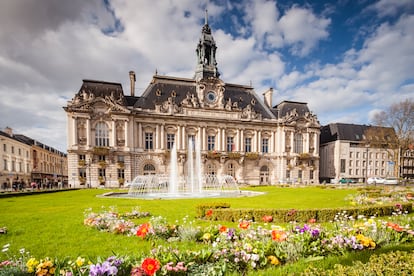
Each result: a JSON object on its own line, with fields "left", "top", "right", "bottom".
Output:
{"left": 138, "top": 123, "right": 142, "bottom": 149}
{"left": 160, "top": 124, "right": 165, "bottom": 150}
{"left": 111, "top": 120, "right": 116, "bottom": 147}
{"left": 86, "top": 118, "right": 91, "bottom": 147}
{"left": 155, "top": 125, "right": 160, "bottom": 149}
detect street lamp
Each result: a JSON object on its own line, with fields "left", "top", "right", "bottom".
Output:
{"left": 365, "top": 144, "right": 370, "bottom": 184}
{"left": 87, "top": 157, "right": 92, "bottom": 188}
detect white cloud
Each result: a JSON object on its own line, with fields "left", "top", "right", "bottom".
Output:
{"left": 279, "top": 7, "right": 331, "bottom": 56}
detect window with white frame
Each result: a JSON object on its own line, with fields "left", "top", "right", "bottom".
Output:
{"left": 294, "top": 133, "right": 303, "bottom": 153}
{"left": 166, "top": 133, "right": 175, "bottom": 150}
{"left": 207, "top": 135, "right": 215, "bottom": 151}
{"left": 227, "top": 136, "right": 234, "bottom": 152}
{"left": 206, "top": 163, "right": 217, "bottom": 175}
{"left": 143, "top": 163, "right": 156, "bottom": 175}
{"left": 227, "top": 163, "right": 235, "bottom": 178}
{"left": 145, "top": 132, "right": 153, "bottom": 150}
{"left": 245, "top": 137, "right": 252, "bottom": 152}
{"left": 262, "top": 138, "right": 269, "bottom": 153}
{"left": 95, "top": 122, "right": 109, "bottom": 147}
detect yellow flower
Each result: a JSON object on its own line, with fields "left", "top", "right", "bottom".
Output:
{"left": 76, "top": 256, "right": 85, "bottom": 267}
{"left": 267, "top": 255, "right": 280, "bottom": 265}
{"left": 367, "top": 218, "right": 375, "bottom": 224}
{"left": 26, "top": 258, "right": 39, "bottom": 273}
{"left": 202, "top": 233, "right": 211, "bottom": 241}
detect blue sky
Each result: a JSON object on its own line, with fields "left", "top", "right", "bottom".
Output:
{"left": 0, "top": 0, "right": 413, "bottom": 152}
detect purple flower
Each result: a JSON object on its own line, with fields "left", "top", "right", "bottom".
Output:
{"left": 311, "top": 229, "right": 320, "bottom": 237}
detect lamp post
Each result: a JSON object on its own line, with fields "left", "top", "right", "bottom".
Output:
{"left": 365, "top": 144, "right": 370, "bottom": 184}
{"left": 87, "top": 157, "right": 92, "bottom": 189}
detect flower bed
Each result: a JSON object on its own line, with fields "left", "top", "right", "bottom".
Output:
{"left": 1, "top": 204, "right": 414, "bottom": 275}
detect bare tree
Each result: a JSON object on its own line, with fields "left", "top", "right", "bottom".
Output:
{"left": 372, "top": 98, "right": 414, "bottom": 149}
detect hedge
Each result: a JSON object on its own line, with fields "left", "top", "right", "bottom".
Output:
{"left": 197, "top": 202, "right": 412, "bottom": 223}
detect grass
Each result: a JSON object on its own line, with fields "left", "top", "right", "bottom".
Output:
{"left": 3, "top": 185, "right": 410, "bottom": 274}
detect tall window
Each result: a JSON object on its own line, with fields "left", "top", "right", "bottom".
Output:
{"left": 3, "top": 144, "right": 6, "bottom": 152}
{"left": 227, "top": 163, "right": 235, "bottom": 178}
{"left": 95, "top": 122, "right": 109, "bottom": 147}
{"left": 262, "top": 138, "right": 269, "bottom": 153}
{"left": 117, "top": 168, "right": 125, "bottom": 179}
{"left": 340, "top": 159, "right": 346, "bottom": 173}
{"left": 294, "top": 133, "right": 303, "bottom": 153}
{"left": 3, "top": 159, "right": 7, "bottom": 170}
{"left": 245, "top": 137, "right": 252, "bottom": 152}
{"left": 145, "top": 132, "right": 153, "bottom": 150}
{"left": 207, "top": 135, "right": 215, "bottom": 151}
{"left": 188, "top": 135, "right": 195, "bottom": 149}
{"left": 167, "top": 134, "right": 175, "bottom": 150}
{"left": 98, "top": 168, "right": 106, "bottom": 178}
{"left": 78, "top": 168, "right": 86, "bottom": 178}
{"left": 227, "top": 136, "right": 234, "bottom": 152}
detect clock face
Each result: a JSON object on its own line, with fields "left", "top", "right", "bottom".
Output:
{"left": 206, "top": 91, "right": 217, "bottom": 103}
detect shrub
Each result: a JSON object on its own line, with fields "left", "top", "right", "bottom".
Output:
{"left": 203, "top": 203, "right": 412, "bottom": 222}
{"left": 195, "top": 202, "right": 230, "bottom": 218}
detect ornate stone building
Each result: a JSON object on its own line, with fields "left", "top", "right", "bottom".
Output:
{"left": 64, "top": 16, "right": 320, "bottom": 188}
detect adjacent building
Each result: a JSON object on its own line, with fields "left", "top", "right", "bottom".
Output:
{"left": 319, "top": 123, "right": 398, "bottom": 183}
{"left": 0, "top": 127, "right": 68, "bottom": 189}
{"left": 401, "top": 146, "right": 414, "bottom": 179}
{"left": 0, "top": 127, "right": 32, "bottom": 188}
{"left": 64, "top": 16, "right": 320, "bottom": 188}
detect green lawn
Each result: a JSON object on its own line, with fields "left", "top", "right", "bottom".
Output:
{"left": 0, "top": 186, "right": 356, "bottom": 260}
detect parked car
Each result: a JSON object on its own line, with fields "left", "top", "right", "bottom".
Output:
{"left": 383, "top": 177, "right": 399, "bottom": 185}
{"left": 339, "top": 178, "right": 356, "bottom": 184}
{"left": 367, "top": 177, "right": 385, "bottom": 185}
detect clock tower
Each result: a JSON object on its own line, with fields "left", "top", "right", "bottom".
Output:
{"left": 195, "top": 10, "right": 224, "bottom": 109}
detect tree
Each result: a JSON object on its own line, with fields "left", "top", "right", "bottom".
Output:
{"left": 372, "top": 98, "right": 414, "bottom": 150}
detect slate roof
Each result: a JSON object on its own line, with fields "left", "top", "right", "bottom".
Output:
{"left": 0, "top": 130, "right": 28, "bottom": 145}
{"left": 134, "top": 76, "right": 196, "bottom": 109}
{"left": 0, "top": 130, "right": 66, "bottom": 156}
{"left": 320, "top": 123, "right": 396, "bottom": 144}
{"left": 77, "top": 80, "right": 127, "bottom": 105}
{"left": 133, "top": 75, "right": 275, "bottom": 119}
{"left": 273, "top": 100, "right": 310, "bottom": 118}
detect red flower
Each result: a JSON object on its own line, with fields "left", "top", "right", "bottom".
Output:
{"left": 141, "top": 258, "right": 160, "bottom": 276}
{"left": 387, "top": 222, "right": 403, "bottom": 232}
{"left": 136, "top": 223, "right": 151, "bottom": 238}
{"left": 219, "top": 225, "right": 227, "bottom": 233}
{"left": 262, "top": 215, "right": 273, "bottom": 223}
{"left": 238, "top": 221, "right": 250, "bottom": 230}
{"left": 206, "top": 209, "right": 213, "bottom": 217}
{"left": 308, "top": 218, "right": 317, "bottom": 224}
{"left": 271, "top": 230, "right": 287, "bottom": 242}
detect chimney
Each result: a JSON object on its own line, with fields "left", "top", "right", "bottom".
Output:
{"left": 4, "top": 127, "right": 13, "bottom": 136}
{"left": 129, "top": 71, "right": 136, "bottom": 96}
{"left": 263, "top": 88, "right": 273, "bottom": 108}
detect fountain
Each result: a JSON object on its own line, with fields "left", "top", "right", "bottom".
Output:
{"left": 124, "top": 138, "right": 242, "bottom": 199}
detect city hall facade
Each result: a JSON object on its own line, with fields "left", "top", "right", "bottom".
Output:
{"left": 64, "top": 17, "right": 320, "bottom": 188}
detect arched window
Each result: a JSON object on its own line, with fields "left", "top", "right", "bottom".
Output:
{"left": 206, "top": 163, "right": 217, "bottom": 175}
{"left": 143, "top": 163, "right": 156, "bottom": 175}
{"left": 294, "top": 133, "right": 303, "bottom": 154}
{"left": 260, "top": 165, "right": 269, "bottom": 184}
{"left": 95, "top": 122, "right": 109, "bottom": 147}
{"left": 227, "top": 163, "right": 235, "bottom": 178}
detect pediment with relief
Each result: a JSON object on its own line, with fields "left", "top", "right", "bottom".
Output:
{"left": 67, "top": 90, "right": 130, "bottom": 113}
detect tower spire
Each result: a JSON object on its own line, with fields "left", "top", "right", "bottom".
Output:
{"left": 205, "top": 9, "right": 208, "bottom": 25}
{"left": 194, "top": 10, "right": 219, "bottom": 81}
